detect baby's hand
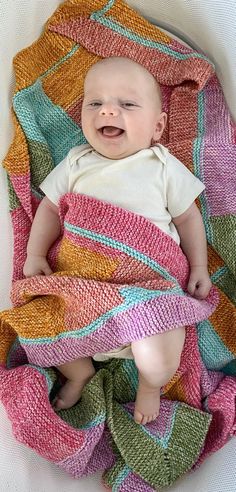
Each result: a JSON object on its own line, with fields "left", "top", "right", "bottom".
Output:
{"left": 23, "top": 254, "right": 52, "bottom": 278}
{"left": 187, "top": 266, "right": 212, "bottom": 300}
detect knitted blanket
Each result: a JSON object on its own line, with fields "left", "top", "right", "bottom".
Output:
{"left": 1, "top": 0, "right": 236, "bottom": 490}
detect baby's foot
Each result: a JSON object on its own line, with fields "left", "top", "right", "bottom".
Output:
{"left": 134, "top": 379, "right": 160, "bottom": 425}
{"left": 53, "top": 368, "right": 95, "bottom": 410}
{"left": 53, "top": 380, "right": 85, "bottom": 410}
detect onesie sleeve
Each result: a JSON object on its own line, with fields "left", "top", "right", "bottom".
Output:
{"left": 165, "top": 152, "right": 205, "bottom": 217}
{"left": 40, "top": 155, "right": 70, "bottom": 206}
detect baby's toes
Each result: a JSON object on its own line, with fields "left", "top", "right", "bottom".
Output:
{"left": 134, "top": 409, "right": 144, "bottom": 424}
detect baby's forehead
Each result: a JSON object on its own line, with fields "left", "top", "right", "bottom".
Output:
{"left": 85, "top": 57, "right": 156, "bottom": 84}
{"left": 84, "top": 58, "right": 161, "bottom": 100}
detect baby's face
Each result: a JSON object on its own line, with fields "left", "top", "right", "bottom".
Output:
{"left": 81, "top": 58, "right": 166, "bottom": 159}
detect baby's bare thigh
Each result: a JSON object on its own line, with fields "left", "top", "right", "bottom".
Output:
{"left": 131, "top": 327, "right": 185, "bottom": 368}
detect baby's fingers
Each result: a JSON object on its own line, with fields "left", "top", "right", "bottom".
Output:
{"left": 41, "top": 264, "right": 53, "bottom": 276}
{"left": 187, "top": 279, "right": 197, "bottom": 297}
{"left": 193, "top": 283, "right": 208, "bottom": 300}
{"left": 191, "top": 280, "right": 212, "bottom": 300}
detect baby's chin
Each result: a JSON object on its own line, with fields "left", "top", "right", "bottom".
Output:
{"left": 85, "top": 131, "right": 153, "bottom": 159}
{"left": 94, "top": 143, "right": 151, "bottom": 160}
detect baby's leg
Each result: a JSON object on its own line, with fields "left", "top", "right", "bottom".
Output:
{"left": 54, "top": 357, "right": 95, "bottom": 410}
{"left": 131, "top": 327, "right": 185, "bottom": 425}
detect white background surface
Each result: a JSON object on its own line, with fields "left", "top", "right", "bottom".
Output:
{"left": 0, "top": 1, "right": 235, "bottom": 490}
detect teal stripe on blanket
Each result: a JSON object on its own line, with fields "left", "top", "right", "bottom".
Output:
{"left": 41, "top": 45, "right": 80, "bottom": 79}
{"left": 211, "top": 266, "right": 228, "bottom": 283}
{"left": 64, "top": 221, "right": 182, "bottom": 286}
{"left": 90, "top": 10, "right": 213, "bottom": 64}
{"left": 13, "top": 80, "right": 85, "bottom": 165}
{"left": 80, "top": 413, "right": 106, "bottom": 429}
{"left": 222, "top": 360, "right": 236, "bottom": 376}
{"left": 19, "top": 285, "right": 184, "bottom": 345}
{"left": 113, "top": 465, "right": 130, "bottom": 491}
{"left": 197, "top": 319, "right": 234, "bottom": 370}
{"left": 124, "top": 401, "right": 179, "bottom": 448}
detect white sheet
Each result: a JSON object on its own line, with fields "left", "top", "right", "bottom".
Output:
{"left": 0, "top": 1, "right": 235, "bottom": 490}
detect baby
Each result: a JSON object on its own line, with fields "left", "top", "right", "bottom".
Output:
{"left": 23, "top": 57, "right": 212, "bottom": 425}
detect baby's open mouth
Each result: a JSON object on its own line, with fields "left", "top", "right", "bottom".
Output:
{"left": 98, "top": 126, "right": 124, "bottom": 137}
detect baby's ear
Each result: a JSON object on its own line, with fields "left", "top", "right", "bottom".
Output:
{"left": 153, "top": 112, "right": 167, "bottom": 142}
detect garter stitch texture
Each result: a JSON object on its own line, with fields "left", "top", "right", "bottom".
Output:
{"left": 0, "top": 1, "right": 236, "bottom": 490}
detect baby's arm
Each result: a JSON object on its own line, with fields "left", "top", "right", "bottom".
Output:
{"left": 173, "top": 202, "right": 212, "bottom": 299}
{"left": 23, "top": 197, "right": 61, "bottom": 277}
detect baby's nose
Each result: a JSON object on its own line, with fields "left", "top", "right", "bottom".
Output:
{"left": 99, "top": 103, "right": 119, "bottom": 116}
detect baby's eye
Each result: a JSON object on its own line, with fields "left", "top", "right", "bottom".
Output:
{"left": 122, "top": 102, "right": 136, "bottom": 108}
{"left": 89, "top": 102, "right": 102, "bottom": 107}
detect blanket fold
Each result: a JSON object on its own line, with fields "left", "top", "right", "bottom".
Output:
{"left": 1, "top": 193, "right": 217, "bottom": 369}
{"left": 1, "top": 0, "right": 236, "bottom": 490}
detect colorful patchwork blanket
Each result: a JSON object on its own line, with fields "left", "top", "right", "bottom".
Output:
{"left": 0, "top": 0, "right": 236, "bottom": 490}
